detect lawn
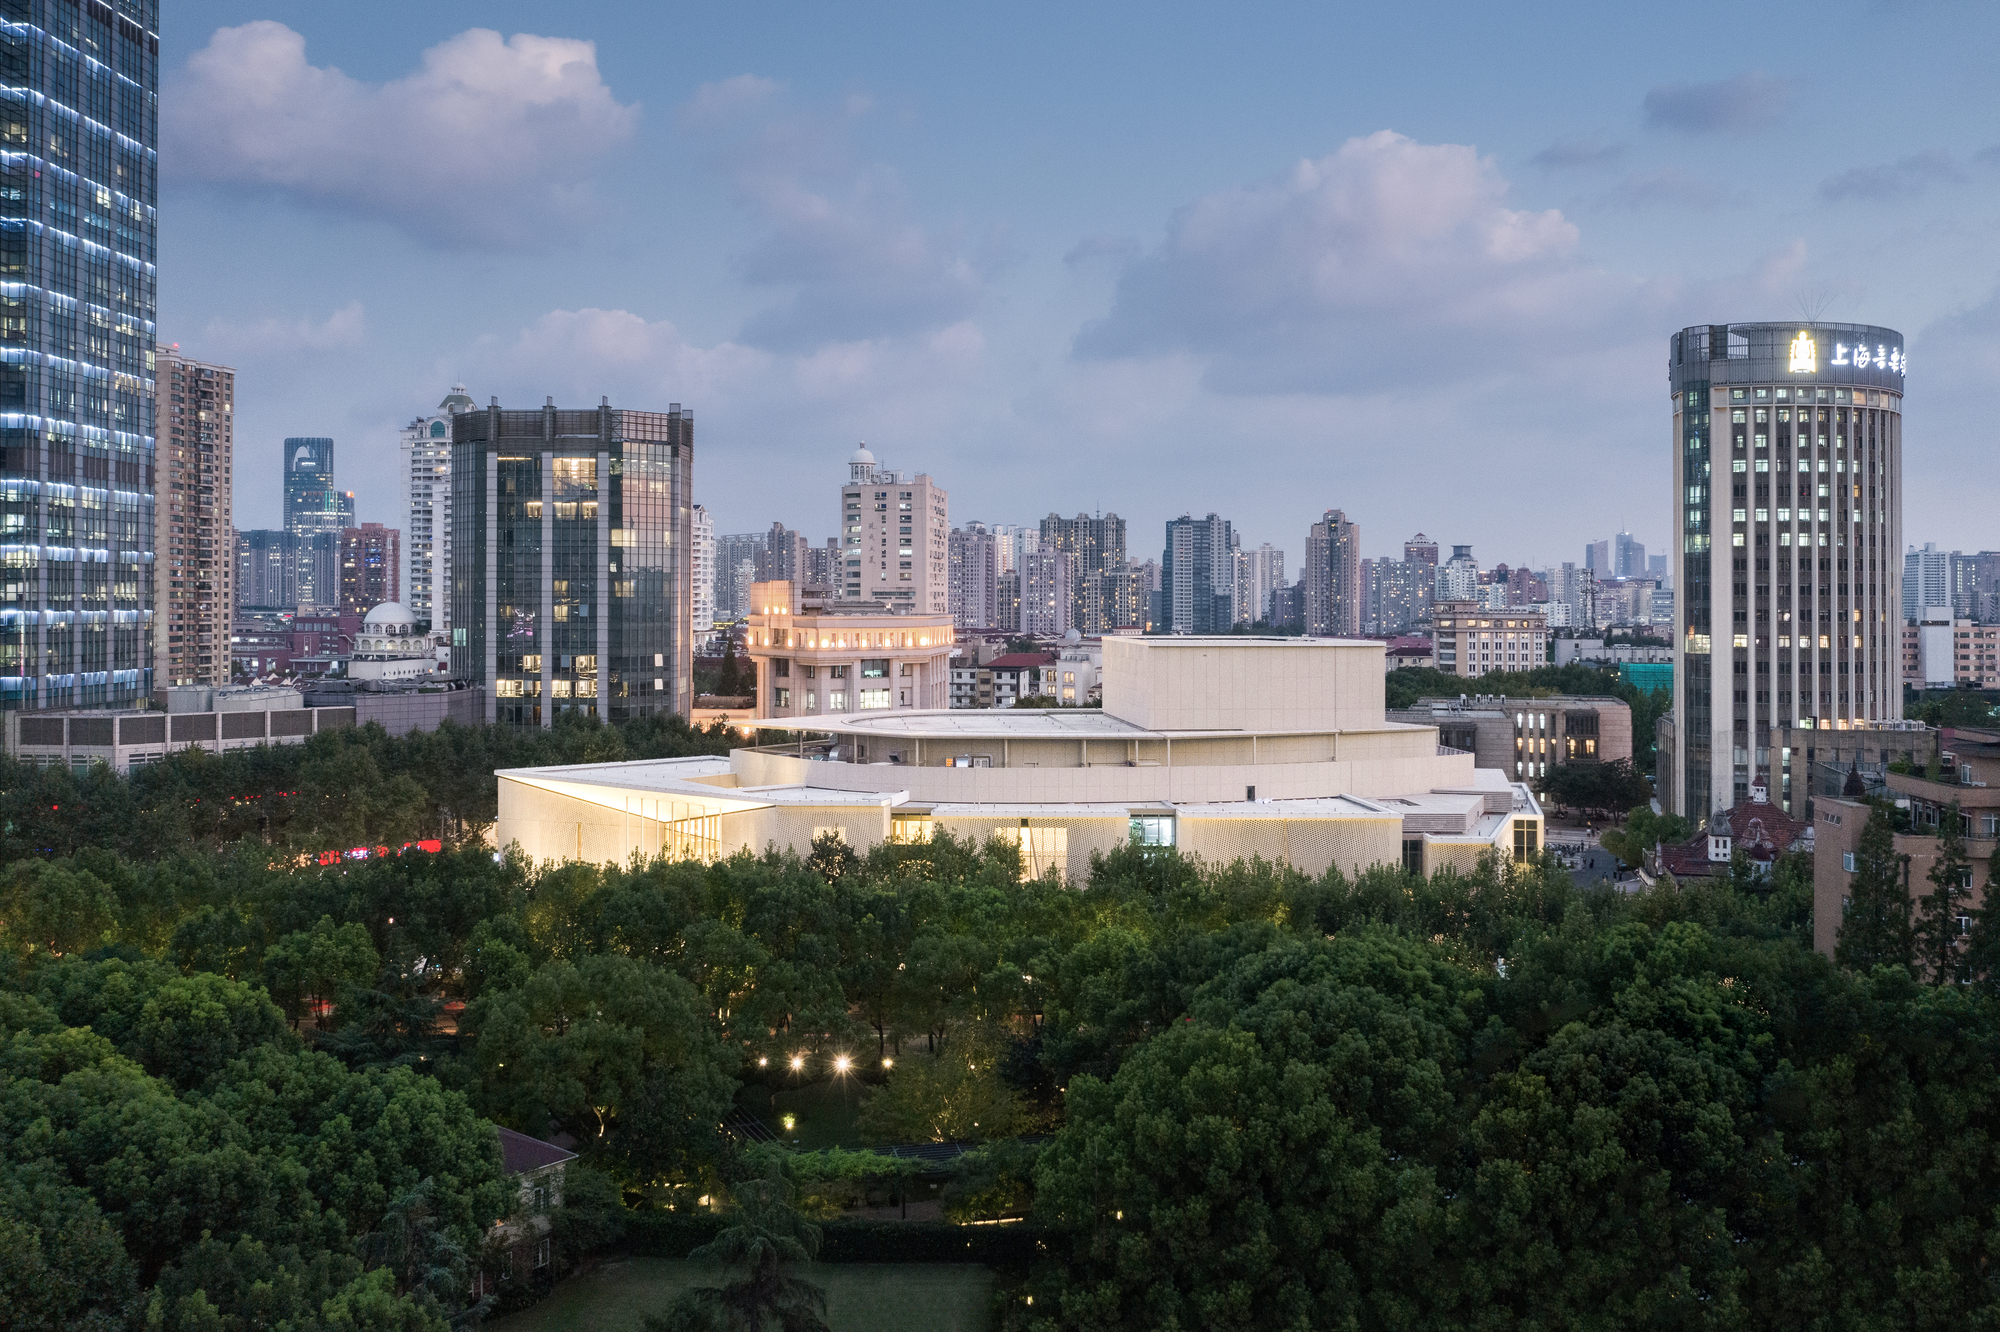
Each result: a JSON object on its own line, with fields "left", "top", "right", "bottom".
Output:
{"left": 735, "top": 1073, "right": 872, "bottom": 1150}
{"left": 492, "top": 1257, "right": 995, "bottom": 1332}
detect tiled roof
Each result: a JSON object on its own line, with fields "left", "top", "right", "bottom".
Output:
{"left": 497, "top": 1126, "right": 577, "bottom": 1176}
{"left": 1658, "top": 796, "right": 1811, "bottom": 878}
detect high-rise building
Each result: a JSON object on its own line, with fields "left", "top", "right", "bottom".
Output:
{"left": 1100, "top": 562, "right": 1149, "bottom": 631}
{"left": 1904, "top": 542, "right": 1953, "bottom": 623}
{"left": 338, "top": 522, "right": 399, "bottom": 616}
{"left": 1436, "top": 545, "right": 1480, "bottom": 604}
{"left": 1584, "top": 539, "right": 1610, "bottom": 574}
{"left": 715, "top": 532, "right": 766, "bottom": 620}
{"left": 1021, "top": 549, "right": 1073, "bottom": 637}
{"left": 154, "top": 349, "right": 234, "bottom": 688}
{"left": 1404, "top": 534, "right": 1440, "bottom": 568}
{"left": 1237, "top": 543, "right": 1287, "bottom": 626}
{"left": 401, "top": 384, "right": 475, "bottom": 630}
{"left": 0, "top": 1, "right": 159, "bottom": 712}
{"left": 1614, "top": 532, "right": 1646, "bottom": 579}
{"left": 237, "top": 529, "right": 296, "bottom": 611}
{"left": 1648, "top": 553, "right": 1670, "bottom": 580}
{"left": 949, "top": 522, "right": 998, "bottom": 628}
{"left": 1302, "top": 509, "right": 1360, "bottom": 636}
{"left": 450, "top": 398, "right": 694, "bottom": 727}
{"left": 283, "top": 436, "right": 353, "bottom": 605}
{"left": 1039, "top": 512, "right": 1127, "bottom": 633}
{"left": 690, "top": 504, "right": 715, "bottom": 643}
{"left": 840, "top": 445, "right": 948, "bottom": 614}
{"left": 1670, "top": 322, "right": 1904, "bottom": 818}
{"left": 756, "top": 521, "right": 809, "bottom": 584}
{"left": 806, "top": 536, "right": 841, "bottom": 587}
{"left": 1163, "top": 513, "right": 1236, "bottom": 635}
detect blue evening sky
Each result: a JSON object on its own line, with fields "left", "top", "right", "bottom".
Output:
{"left": 161, "top": 0, "right": 2000, "bottom": 569}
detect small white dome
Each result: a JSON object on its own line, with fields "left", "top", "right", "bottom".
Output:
{"left": 363, "top": 601, "right": 416, "bottom": 629}
{"left": 1062, "top": 627, "right": 1083, "bottom": 645}
{"left": 849, "top": 443, "right": 876, "bottom": 466}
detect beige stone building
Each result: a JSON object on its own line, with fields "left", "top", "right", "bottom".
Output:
{"left": 840, "top": 446, "right": 948, "bottom": 616}
{"left": 1431, "top": 601, "right": 1548, "bottom": 678}
{"left": 496, "top": 636, "right": 1545, "bottom": 881}
{"left": 742, "top": 580, "right": 955, "bottom": 719}
{"left": 1387, "top": 694, "right": 1633, "bottom": 787}
{"left": 155, "top": 347, "right": 235, "bottom": 687}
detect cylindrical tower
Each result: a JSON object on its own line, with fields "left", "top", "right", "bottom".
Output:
{"left": 1668, "top": 323, "right": 1904, "bottom": 820}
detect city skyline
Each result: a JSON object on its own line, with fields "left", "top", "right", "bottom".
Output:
{"left": 158, "top": 2, "right": 2000, "bottom": 565}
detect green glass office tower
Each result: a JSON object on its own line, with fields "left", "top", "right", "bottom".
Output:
{"left": 450, "top": 398, "right": 693, "bottom": 727}
{"left": 0, "top": 0, "right": 158, "bottom": 711}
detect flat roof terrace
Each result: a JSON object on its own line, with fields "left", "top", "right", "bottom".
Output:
{"left": 754, "top": 708, "right": 1437, "bottom": 742}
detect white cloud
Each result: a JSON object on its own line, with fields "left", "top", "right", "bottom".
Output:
{"left": 164, "top": 23, "right": 638, "bottom": 246}
{"left": 190, "top": 300, "right": 366, "bottom": 359}
{"left": 1073, "top": 131, "right": 1644, "bottom": 394}
{"left": 678, "top": 78, "right": 999, "bottom": 351}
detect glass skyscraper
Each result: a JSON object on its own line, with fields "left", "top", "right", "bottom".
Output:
{"left": 0, "top": 0, "right": 158, "bottom": 711}
{"left": 450, "top": 398, "right": 693, "bottom": 727}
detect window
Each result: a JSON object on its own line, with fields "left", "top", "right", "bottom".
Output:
{"left": 773, "top": 657, "right": 790, "bottom": 677}
{"left": 900, "top": 662, "right": 914, "bottom": 676}
{"left": 1511, "top": 819, "right": 1538, "bottom": 863}
{"left": 536, "top": 1239, "right": 551, "bottom": 1269}
{"left": 1843, "top": 851, "right": 1857, "bottom": 873}
{"left": 829, "top": 691, "right": 847, "bottom": 711}
{"left": 1984, "top": 814, "right": 1998, "bottom": 838}
{"left": 1129, "top": 815, "right": 1175, "bottom": 847}
{"left": 774, "top": 688, "right": 790, "bottom": 707}
{"left": 861, "top": 658, "right": 888, "bottom": 678}
{"left": 828, "top": 664, "right": 847, "bottom": 678}
{"left": 859, "top": 688, "right": 890, "bottom": 709}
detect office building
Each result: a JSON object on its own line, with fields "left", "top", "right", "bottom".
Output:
{"left": 236, "top": 529, "right": 296, "bottom": 612}
{"left": 155, "top": 349, "right": 234, "bottom": 687}
{"left": 1647, "top": 554, "right": 1670, "bottom": 580}
{"left": 450, "top": 397, "right": 694, "bottom": 727}
{"left": 1164, "top": 513, "right": 1235, "bottom": 635}
{"left": 742, "top": 579, "right": 954, "bottom": 719}
{"left": 337, "top": 522, "right": 399, "bottom": 616}
{"left": 1613, "top": 532, "right": 1645, "bottom": 578}
{"left": 1903, "top": 542, "right": 1954, "bottom": 623}
{"left": 0, "top": 0, "right": 160, "bottom": 712}
{"left": 400, "top": 383, "right": 475, "bottom": 630}
{"left": 1387, "top": 693, "right": 1633, "bottom": 787}
{"left": 840, "top": 446, "right": 948, "bottom": 614}
{"left": 690, "top": 504, "right": 715, "bottom": 643}
{"left": 1584, "top": 539, "right": 1610, "bottom": 574}
{"left": 493, "top": 636, "right": 1546, "bottom": 881}
{"left": 1039, "top": 512, "right": 1127, "bottom": 633}
{"left": 1431, "top": 601, "right": 1549, "bottom": 678}
{"left": 1670, "top": 322, "right": 1904, "bottom": 819}
{"left": 949, "top": 522, "right": 999, "bottom": 629}
{"left": 283, "top": 436, "right": 353, "bottom": 605}
{"left": 1021, "top": 549, "right": 1074, "bottom": 637}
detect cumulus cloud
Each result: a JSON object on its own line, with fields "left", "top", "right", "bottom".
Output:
{"left": 192, "top": 301, "right": 366, "bottom": 359}
{"left": 1643, "top": 73, "right": 1794, "bottom": 133}
{"left": 1604, "top": 167, "right": 1733, "bottom": 210}
{"left": 164, "top": 23, "right": 638, "bottom": 246}
{"left": 678, "top": 78, "right": 999, "bottom": 351}
{"left": 1072, "top": 131, "right": 1645, "bottom": 394}
{"left": 1819, "top": 151, "right": 1961, "bottom": 201}
{"left": 1532, "top": 137, "right": 1624, "bottom": 169}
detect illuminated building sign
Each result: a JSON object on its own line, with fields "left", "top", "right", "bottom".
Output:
{"left": 1788, "top": 331, "right": 1816, "bottom": 373}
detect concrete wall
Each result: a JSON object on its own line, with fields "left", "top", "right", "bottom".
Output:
{"left": 1177, "top": 813, "right": 1402, "bottom": 878}
{"left": 1101, "top": 637, "right": 1386, "bottom": 732}
{"left": 732, "top": 744, "right": 1474, "bottom": 806}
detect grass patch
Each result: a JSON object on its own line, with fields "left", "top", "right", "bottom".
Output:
{"left": 492, "top": 1256, "right": 994, "bottom": 1332}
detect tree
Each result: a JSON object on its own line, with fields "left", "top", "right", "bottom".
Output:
{"left": 0, "top": 1159, "right": 140, "bottom": 1332}
{"left": 717, "top": 639, "right": 744, "bottom": 697}
{"left": 1912, "top": 803, "right": 1972, "bottom": 985}
{"left": 856, "top": 1028, "right": 1019, "bottom": 1144}
{"left": 1835, "top": 805, "right": 1914, "bottom": 973}
{"left": 1, "top": 860, "right": 120, "bottom": 956}
{"left": 647, "top": 1170, "right": 830, "bottom": 1332}
{"left": 263, "top": 915, "right": 380, "bottom": 1025}
{"left": 548, "top": 1166, "right": 628, "bottom": 1274}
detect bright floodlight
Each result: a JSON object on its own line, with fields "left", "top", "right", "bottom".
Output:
{"left": 833, "top": 1055, "right": 851, "bottom": 1073}
{"left": 790, "top": 1054, "right": 804, "bottom": 1071}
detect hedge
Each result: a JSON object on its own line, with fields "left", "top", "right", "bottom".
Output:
{"left": 624, "top": 1212, "right": 1044, "bottom": 1267}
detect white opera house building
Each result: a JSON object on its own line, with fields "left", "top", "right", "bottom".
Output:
{"left": 495, "top": 636, "right": 1544, "bottom": 879}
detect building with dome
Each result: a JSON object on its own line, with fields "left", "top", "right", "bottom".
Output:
{"left": 402, "top": 384, "right": 478, "bottom": 630}
{"left": 344, "top": 602, "right": 450, "bottom": 684}
{"left": 840, "top": 444, "right": 949, "bottom": 616}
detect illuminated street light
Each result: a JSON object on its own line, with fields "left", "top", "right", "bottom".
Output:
{"left": 789, "top": 1054, "right": 805, "bottom": 1071}
{"left": 833, "top": 1055, "right": 851, "bottom": 1073}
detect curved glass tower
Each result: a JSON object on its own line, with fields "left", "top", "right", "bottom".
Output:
{"left": 1668, "top": 322, "right": 1904, "bottom": 819}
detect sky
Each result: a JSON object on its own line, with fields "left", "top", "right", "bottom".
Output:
{"left": 160, "top": 0, "right": 2000, "bottom": 570}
